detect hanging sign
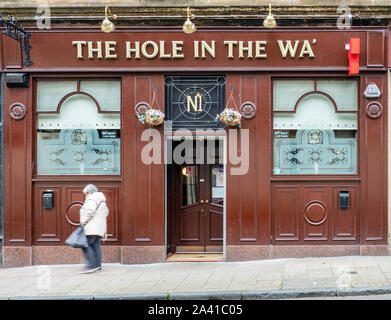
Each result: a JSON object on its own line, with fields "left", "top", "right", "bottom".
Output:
{"left": 363, "top": 82, "right": 381, "bottom": 98}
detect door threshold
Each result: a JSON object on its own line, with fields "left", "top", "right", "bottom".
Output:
{"left": 166, "top": 253, "right": 224, "bottom": 262}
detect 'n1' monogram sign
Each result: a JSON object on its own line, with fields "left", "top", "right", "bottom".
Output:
{"left": 187, "top": 93, "right": 203, "bottom": 112}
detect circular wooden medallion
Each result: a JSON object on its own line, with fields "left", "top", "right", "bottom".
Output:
{"left": 9, "top": 103, "right": 26, "bottom": 120}
{"left": 65, "top": 201, "right": 83, "bottom": 226}
{"left": 304, "top": 201, "right": 327, "bottom": 225}
{"left": 135, "top": 102, "right": 151, "bottom": 118}
{"left": 239, "top": 101, "right": 256, "bottom": 120}
{"left": 366, "top": 102, "right": 382, "bottom": 119}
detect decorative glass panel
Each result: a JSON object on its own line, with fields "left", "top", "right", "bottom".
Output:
{"left": 273, "top": 94, "right": 357, "bottom": 130}
{"left": 273, "top": 80, "right": 314, "bottom": 111}
{"left": 37, "top": 81, "right": 77, "bottom": 111}
{"left": 317, "top": 80, "right": 358, "bottom": 111}
{"left": 80, "top": 80, "right": 121, "bottom": 111}
{"left": 165, "top": 76, "right": 226, "bottom": 130}
{"left": 37, "top": 94, "right": 120, "bottom": 130}
{"left": 182, "top": 165, "right": 198, "bottom": 206}
{"left": 37, "top": 87, "right": 120, "bottom": 175}
{"left": 37, "top": 129, "right": 120, "bottom": 175}
{"left": 273, "top": 82, "right": 357, "bottom": 175}
{"left": 273, "top": 129, "right": 357, "bottom": 175}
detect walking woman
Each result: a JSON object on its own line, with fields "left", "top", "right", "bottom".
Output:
{"left": 79, "top": 184, "right": 109, "bottom": 274}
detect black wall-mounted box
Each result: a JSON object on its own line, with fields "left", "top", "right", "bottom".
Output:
{"left": 42, "top": 191, "right": 53, "bottom": 209}
{"left": 339, "top": 191, "right": 349, "bottom": 209}
{"left": 6, "top": 73, "right": 29, "bottom": 88}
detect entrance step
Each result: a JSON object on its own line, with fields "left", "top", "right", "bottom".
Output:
{"left": 166, "top": 253, "right": 224, "bottom": 262}
{"left": 176, "top": 246, "right": 223, "bottom": 253}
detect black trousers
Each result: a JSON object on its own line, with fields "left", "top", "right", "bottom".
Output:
{"left": 82, "top": 235, "right": 102, "bottom": 269}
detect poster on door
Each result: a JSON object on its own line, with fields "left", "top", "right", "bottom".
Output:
{"left": 216, "top": 172, "right": 224, "bottom": 187}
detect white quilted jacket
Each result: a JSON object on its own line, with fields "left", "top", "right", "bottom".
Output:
{"left": 80, "top": 192, "right": 109, "bottom": 237}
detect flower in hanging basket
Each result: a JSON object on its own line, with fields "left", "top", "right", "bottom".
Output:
{"left": 216, "top": 108, "right": 242, "bottom": 128}
{"left": 138, "top": 108, "right": 165, "bottom": 127}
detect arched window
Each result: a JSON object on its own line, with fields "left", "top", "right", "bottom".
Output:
{"left": 273, "top": 79, "right": 358, "bottom": 175}
{"left": 36, "top": 79, "right": 121, "bottom": 175}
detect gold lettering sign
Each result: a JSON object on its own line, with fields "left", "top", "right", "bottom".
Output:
{"left": 72, "top": 39, "right": 317, "bottom": 60}
{"left": 187, "top": 93, "right": 203, "bottom": 112}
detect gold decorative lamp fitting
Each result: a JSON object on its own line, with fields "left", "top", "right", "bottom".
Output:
{"left": 182, "top": 7, "right": 196, "bottom": 34}
{"left": 263, "top": 3, "right": 277, "bottom": 29}
{"left": 101, "top": 6, "right": 117, "bottom": 33}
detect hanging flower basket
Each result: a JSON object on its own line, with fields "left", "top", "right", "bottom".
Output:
{"left": 216, "top": 108, "right": 242, "bottom": 128}
{"left": 138, "top": 108, "right": 165, "bottom": 127}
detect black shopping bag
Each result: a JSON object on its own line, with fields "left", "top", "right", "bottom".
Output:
{"left": 65, "top": 225, "right": 88, "bottom": 248}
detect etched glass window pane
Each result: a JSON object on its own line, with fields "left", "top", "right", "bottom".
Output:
{"left": 37, "top": 94, "right": 120, "bottom": 130}
{"left": 273, "top": 94, "right": 357, "bottom": 130}
{"left": 317, "top": 80, "right": 358, "bottom": 111}
{"left": 37, "top": 81, "right": 77, "bottom": 111}
{"left": 37, "top": 92, "right": 120, "bottom": 175}
{"left": 273, "top": 80, "right": 314, "bottom": 111}
{"left": 273, "top": 87, "right": 357, "bottom": 175}
{"left": 80, "top": 80, "right": 121, "bottom": 111}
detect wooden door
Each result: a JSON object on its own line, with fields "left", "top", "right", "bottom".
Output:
{"left": 169, "top": 141, "right": 224, "bottom": 253}
{"left": 204, "top": 164, "right": 224, "bottom": 251}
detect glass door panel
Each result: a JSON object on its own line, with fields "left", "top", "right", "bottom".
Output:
{"left": 181, "top": 165, "right": 198, "bottom": 207}
{"left": 211, "top": 164, "right": 224, "bottom": 206}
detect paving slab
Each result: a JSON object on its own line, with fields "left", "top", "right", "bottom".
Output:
{"left": 0, "top": 256, "right": 391, "bottom": 299}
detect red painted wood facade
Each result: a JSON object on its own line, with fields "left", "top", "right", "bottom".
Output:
{"left": 0, "top": 27, "right": 389, "bottom": 266}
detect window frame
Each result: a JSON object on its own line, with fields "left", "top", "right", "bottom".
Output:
{"left": 271, "top": 77, "right": 360, "bottom": 179}
{"left": 33, "top": 76, "right": 122, "bottom": 180}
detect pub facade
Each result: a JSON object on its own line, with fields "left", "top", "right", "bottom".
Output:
{"left": 0, "top": 14, "right": 390, "bottom": 266}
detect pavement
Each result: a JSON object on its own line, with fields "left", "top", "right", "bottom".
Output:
{"left": 1, "top": 255, "right": 391, "bottom": 300}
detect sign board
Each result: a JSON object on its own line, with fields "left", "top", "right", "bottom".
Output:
{"left": 363, "top": 81, "right": 381, "bottom": 98}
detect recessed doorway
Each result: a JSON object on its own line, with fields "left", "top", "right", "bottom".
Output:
{"left": 166, "top": 137, "right": 225, "bottom": 256}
